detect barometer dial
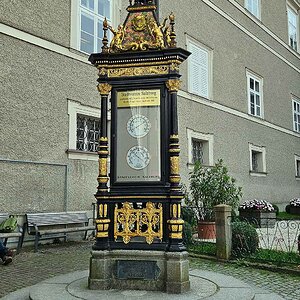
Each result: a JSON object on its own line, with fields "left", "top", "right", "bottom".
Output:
{"left": 126, "top": 146, "right": 151, "bottom": 170}
{"left": 127, "top": 114, "right": 151, "bottom": 138}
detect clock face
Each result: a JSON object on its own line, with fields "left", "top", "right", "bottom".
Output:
{"left": 126, "top": 146, "right": 151, "bottom": 170}
{"left": 127, "top": 114, "right": 151, "bottom": 138}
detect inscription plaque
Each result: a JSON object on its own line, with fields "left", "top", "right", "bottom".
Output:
{"left": 116, "top": 260, "right": 160, "bottom": 280}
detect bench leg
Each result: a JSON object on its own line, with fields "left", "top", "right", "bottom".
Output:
{"left": 34, "top": 234, "right": 39, "bottom": 252}
{"left": 16, "top": 236, "right": 22, "bottom": 254}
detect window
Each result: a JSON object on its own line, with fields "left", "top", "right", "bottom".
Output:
{"left": 77, "top": 115, "right": 100, "bottom": 152}
{"left": 245, "top": 0, "right": 261, "bottom": 19}
{"left": 287, "top": 4, "right": 299, "bottom": 51}
{"left": 249, "top": 143, "right": 266, "bottom": 176}
{"left": 187, "top": 38, "right": 212, "bottom": 99}
{"left": 68, "top": 100, "right": 110, "bottom": 161}
{"left": 246, "top": 71, "right": 263, "bottom": 118}
{"left": 71, "top": 0, "right": 116, "bottom": 54}
{"left": 295, "top": 155, "right": 300, "bottom": 178}
{"left": 292, "top": 96, "right": 300, "bottom": 132}
{"left": 192, "top": 139, "right": 204, "bottom": 164}
{"left": 187, "top": 129, "right": 214, "bottom": 167}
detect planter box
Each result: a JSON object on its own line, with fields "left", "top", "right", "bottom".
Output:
{"left": 290, "top": 206, "right": 300, "bottom": 215}
{"left": 197, "top": 221, "right": 216, "bottom": 239}
{"left": 239, "top": 210, "right": 276, "bottom": 228}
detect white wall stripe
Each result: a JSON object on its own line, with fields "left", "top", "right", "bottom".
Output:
{"left": 202, "top": 0, "right": 300, "bottom": 74}
{"left": 228, "top": 0, "right": 300, "bottom": 60}
{"left": 178, "top": 90, "right": 300, "bottom": 138}
{"left": 0, "top": 23, "right": 90, "bottom": 64}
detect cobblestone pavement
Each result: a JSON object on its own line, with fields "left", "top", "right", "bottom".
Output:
{"left": 190, "top": 258, "right": 300, "bottom": 300}
{"left": 0, "top": 241, "right": 299, "bottom": 299}
{"left": 0, "top": 241, "right": 92, "bottom": 298}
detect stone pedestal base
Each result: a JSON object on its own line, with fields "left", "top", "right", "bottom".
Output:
{"left": 88, "top": 250, "right": 190, "bottom": 294}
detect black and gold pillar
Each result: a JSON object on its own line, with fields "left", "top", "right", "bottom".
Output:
{"left": 94, "top": 83, "right": 112, "bottom": 250}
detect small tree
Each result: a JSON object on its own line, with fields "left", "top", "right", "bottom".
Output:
{"left": 186, "top": 159, "right": 242, "bottom": 221}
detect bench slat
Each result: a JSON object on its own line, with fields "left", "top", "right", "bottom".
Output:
{"left": 26, "top": 212, "right": 89, "bottom": 226}
{"left": 0, "top": 232, "right": 22, "bottom": 238}
{"left": 38, "top": 225, "right": 95, "bottom": 235}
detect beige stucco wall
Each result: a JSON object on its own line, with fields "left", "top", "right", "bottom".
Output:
{"left": 178, "top": 96, "right": 300, "bottom": 207}
{"left": 0, "top": 0, "right": 71, "bottom": 48}
{"left": 0, "top": 33, "right": 99, "bottom": 213}
{"left": 0, "top": 0, "right": 299, "bottom": 215}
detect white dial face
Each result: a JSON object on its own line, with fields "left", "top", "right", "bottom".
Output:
{"left": 126, "top": 146, "right": 151, "bottom": 170}
{"left": 127, "top": 114, "right": 151, "bottom": 138}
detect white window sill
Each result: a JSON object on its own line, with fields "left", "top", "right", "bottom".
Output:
{"left": 249, "top": 171, "right": 267, "bottom": 177}
{"left": 296, "top": 176, "right": 300, "bottom": 181}
{"left": 248, "top": 113, "right": 264, "bottom": 120}
{"left": 67, "top": 149, "right": 98, "bottom": 161}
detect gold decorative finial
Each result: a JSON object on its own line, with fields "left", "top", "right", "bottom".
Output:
{"left": 102, "top": 18, "right": 109, "bottom": 53}
{"left": 169, "top": 12, "right": 177, "bottom": 48}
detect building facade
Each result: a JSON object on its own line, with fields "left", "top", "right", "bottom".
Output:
{"left": 0, "top": 0, "right": 299, "bottom": 215}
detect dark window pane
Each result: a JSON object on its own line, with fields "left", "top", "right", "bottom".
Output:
{"left": 250, "top": 78, "right": 254, "bottom": 90}
{"left": 255, "top": 81, "right": 259, "bottom": 92}
{"left": 192, "top": 139, "right": 204, "bottom": 164}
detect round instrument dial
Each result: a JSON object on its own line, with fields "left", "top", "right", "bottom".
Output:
{"left": 126, "top": 146, "right": 151, "bottom": 170}
{"left": 127, "top": 114, "right": 151, "bottom": 138}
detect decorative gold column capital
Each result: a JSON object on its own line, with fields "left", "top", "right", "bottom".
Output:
{"left": 97, "top": 83, "right": 112, "bottom": 95}
{"left": 166, "top": 79, "right": 181, "bottom": 92}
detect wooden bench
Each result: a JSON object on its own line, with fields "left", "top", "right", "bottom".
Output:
{"left": 24, "top": 211, "right": 95, "bottom": 252}
{"left": 0, "top": 213, "right": 23, "bottom": 254}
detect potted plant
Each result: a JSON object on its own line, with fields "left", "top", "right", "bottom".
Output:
{"left": 239, "top": 199, "right": 276, "bottom": 227}
{"left": 289, "top": 198, "right": 300, "bottom": 215}
{"left": 186, "top": 159, "right": 242, "bottom": 239}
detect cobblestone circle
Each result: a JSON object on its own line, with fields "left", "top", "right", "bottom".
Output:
{"left": 0, "top": 241, "right": 299, "bottom": 299}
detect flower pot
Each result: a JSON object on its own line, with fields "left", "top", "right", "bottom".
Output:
{"left": 239, "top": 210, "right": 276, "bottom": 228}
{"left": 290, "top": 206, "right": 300, "bottom": 215}
{"left": 197, "top": 221, "right": 216, "bottom": 239}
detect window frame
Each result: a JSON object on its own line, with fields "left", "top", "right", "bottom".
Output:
{"left": 245, "top": 0, "right": 261, "bottom": 20}
{"left": 292, "top": 96, "right": 300, "bottom": 133}
{"left": 287, "top": 1, "right": 299, "bottom": 52}
{"left": 68, "top": 99, "right": 110, "bottom": 161}
{"left": 70, "top": 0, "right": 120, "bottom": 54}
{"left": 295, "top": 154, "right": 300, "bottom": 179}
{"left": 249, "top": 143, "right": 267, "bottom": 176}
{"left": 186, "top": 35, "right": 213, "bottom": 100}
{"left": 246, "top": 70, "right": 264, "bottom": 119}
{"left": 187, "top": 129, "right": 214, "bottom": 168}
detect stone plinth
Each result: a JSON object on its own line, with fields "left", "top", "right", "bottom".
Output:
{"left": 88, "top": 250, "right": 190, "bottom": 294}
{"left": 215, "top": 205, "right": 232, "bottom": 260}
{"left": 239, "top": 210, "right": 276, "bottom": 227}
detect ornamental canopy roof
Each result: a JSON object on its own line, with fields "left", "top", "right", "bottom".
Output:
{"left": 101, "top": 0, "right": 177, "bottom": 54}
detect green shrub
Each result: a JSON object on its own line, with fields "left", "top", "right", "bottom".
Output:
{"left": 232, "top": 221, "right": 259, "bottom": 257}
{"left": 272, "top": 204, "right": 279, "bottom": 216}
{"left": 186, "top": 159, "right": 242, "bottom": 221}
{"left": 182, "top": 221, "right": 193, "bottom": 246}
{"left": 182, "top": 206, "right": 197, "bottom": 227}
{"left": 285, "top": 204, "right": 291, "bottom": 213}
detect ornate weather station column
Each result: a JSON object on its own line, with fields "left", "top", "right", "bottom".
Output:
{"left": 88, "top": 0, "right": 190, "bottom": 293}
